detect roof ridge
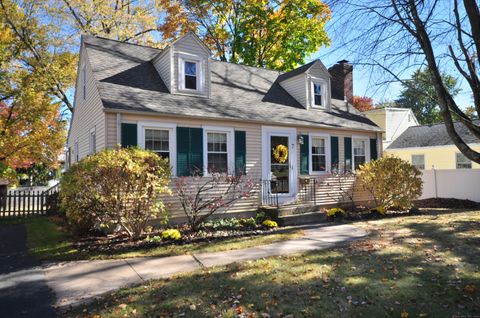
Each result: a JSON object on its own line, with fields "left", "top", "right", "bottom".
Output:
{"left": 82, "top": 34, "right": 163, "bottom": 51}
{"left": 211, "top": 59, "right": 282, "bottom": 74}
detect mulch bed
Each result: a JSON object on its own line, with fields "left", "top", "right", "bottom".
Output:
{"left": 414, "top": 197, "right": 480, "bottom": 209}
{"left": 72, "top": 227, "right": 279, "bottom": 255}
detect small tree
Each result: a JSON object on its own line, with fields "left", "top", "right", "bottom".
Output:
{"left": 357, "top": 156, "right": 422, "bottom": 211}
{"left": 60, "top": 148, "right": 171, "bottom": 239}
{"left": 352, "top": 96, "right": 374, "bottom": 112}
{"left": 175, "top": 172, "right": 256, "bottom": 231}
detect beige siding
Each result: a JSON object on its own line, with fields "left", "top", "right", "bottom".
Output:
{"left": 152, "top": 47, "right": 172, "bottom": 92}
{"left": 105, "top": 112, "right": 378, "bottom": 216}
{"left": 171, "top": 33, "right": 210, "bottom": 97}
{"left": 67, "top": 47, "right": 105, "bottom": 163}
{"left": 279, "top": 75, "right": 307, "bottom": 108}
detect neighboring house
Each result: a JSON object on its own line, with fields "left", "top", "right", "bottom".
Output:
{"left": 364, "top": 107, "right": 419, "bottom": 149}
{"left": 386, "top": 121, "right": 480, "bottom": 170}
{"left": 67, "top": 32, "right": 382, "bottom": 218}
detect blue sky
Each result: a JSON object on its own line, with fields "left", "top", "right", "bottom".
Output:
{"left": 309, "top": 5, "right": 473, "bottom": 109}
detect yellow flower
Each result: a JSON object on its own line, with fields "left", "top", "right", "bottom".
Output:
{"left": 326, "top": 207, "right": 345, "bottom": 217}
{"left": 161, "top": 229, "right": 181, "bottom": 240}
{"left": 262, "top": 220, "right": 278, "bottom": 228}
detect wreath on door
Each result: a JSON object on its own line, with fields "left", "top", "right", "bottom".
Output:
{"left": 273, "top": 144, "right": 288, "bottom": 164}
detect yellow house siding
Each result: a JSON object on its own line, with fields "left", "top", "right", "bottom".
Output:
{"left": 386, "top": 145, "right": 480, "bottom": 169}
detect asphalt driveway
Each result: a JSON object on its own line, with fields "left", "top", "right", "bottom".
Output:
{"left": 0, "top": 223, "right": 56, "bottom": 317}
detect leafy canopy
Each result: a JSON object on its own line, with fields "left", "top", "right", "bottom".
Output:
{"left": 395, "top": 68, "right": 460, "bottom": 125}
{"left": 352, "top": 96, "right": 374, "bottom": 112}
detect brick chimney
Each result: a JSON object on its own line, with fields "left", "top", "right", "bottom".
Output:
{"left": 328, "top": 60, "right": 353, "bottom": 102}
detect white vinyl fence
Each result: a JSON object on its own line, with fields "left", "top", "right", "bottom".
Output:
{"left": 421, "top": 169, "right": 480, "bottom": 202}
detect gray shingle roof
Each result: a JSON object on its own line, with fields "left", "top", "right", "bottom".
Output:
{"left": 82, "top": 35, "right": 381, "bottom": 132}
{"left": 387, "top": 121, "right": 480, "bottom": 149}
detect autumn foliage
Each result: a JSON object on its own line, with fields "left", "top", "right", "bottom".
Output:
{"left": 352, "top": 96, "right": 374, "bottom": 112}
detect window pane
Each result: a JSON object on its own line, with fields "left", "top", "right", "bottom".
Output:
{"left": 185, "top": 75, "right": 197, "bottom": 90}
{"left": 145, "top": 129, "right": 169, "bottom": 152}
{"left": 312, "top": 155, "right": 326, "bottom": 172}
{"left": 353, "top": 140, "right": 366, "bottom": 155}
{"left": 314, "top": 83, "right": 321, "bottom": 95}
{"left": 207, "top": 132, "right": 227, "bottom": 153}
{"left": 314, "top": 95, "right": 322, "bottom": 106}
{"left": 411, "top": 155, "right": 425, "bottom": 170}
{"left": 208, "top": 153, "right": 228, "bottom": 173}
{"left": 456, "top": 153, "right": 471, "bottom": 169}
{"left": 185, "top": 61, "right": 196, "bottom": 75}
{"left": 312, "top": 137, "right": 325, "bottom": 155}
{"left": 354, "top": 155, "right": 366, "bottom": 170}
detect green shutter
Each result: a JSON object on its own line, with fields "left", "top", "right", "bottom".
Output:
{"left": 300, "top": 134, "right": 309, "bottom": 175}
{"left": 189, "top": 127, "right": 203, "bottom": 175}
{"left": 344, "top": 137, "right": 352, "bottom": 172}
{"left": 235, "top": 131, "right": 246, "bottom": 175}
{"left": 176, "top": 127, "right": 190, "bottom": 176}
{"left": 176, "top": 127, "right": 203, "bottom": 176}
{"left": 370, "top": 138, "right": 378, "bottom": 160}
{"left": 331, "top": 136, "right": 339, "bottom": 170}
{"left": 121, "top": 123, "right": 137, "bottom": 147}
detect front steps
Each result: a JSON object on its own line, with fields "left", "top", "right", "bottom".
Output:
{"left": 258, "top": 203, "right": 329, "bottom": 226}
{"left": 280, "top": 211, "right": 327, "bottom": 226}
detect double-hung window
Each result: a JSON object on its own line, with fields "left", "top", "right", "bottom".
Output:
{"left": 411, "top": 154, "right": 425, "bottom": 170}
{"left": 184, "top": 61, "right": 197, "bottom": 90}
{"left": 204, "top": 127, "right": 234, "bottom": 175}
{"left": 145, "top": 129, "right": 170, "bottom": 160}
{"left": 456, "top": 153, "right": 472, "bottom": 169}
{"left": 310, "top": 136, "right": 328, "bottom": 173}
{"left": 313, "top": 83, "right": 322, "bottom": 107}
{"left": 353, "top": 138, "right": 367, "bottom": 170}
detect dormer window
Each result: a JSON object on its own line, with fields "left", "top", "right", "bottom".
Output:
{"left": 178, "top": 55, "right": 203, "bottom": 92}
{"left": 184, "top": 61, "right": 197, "bottom": 90}
{"left": 313, "top": 83, "right": 322, "bottom": 106}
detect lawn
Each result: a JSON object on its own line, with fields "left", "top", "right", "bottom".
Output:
{"left": 66, "top": 209, "right": 480, "bottom": 318}
{"left": 25, "top": 217, "right": 303, "bottom": 261}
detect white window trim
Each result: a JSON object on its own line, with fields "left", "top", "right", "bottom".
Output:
{"left": 178, "top": 53, "right": 204, "bottom": 93}
{"left": 411, "top": 154, "right": 425, "bottom": 170}
{"left": 352, "top": 135, "right": 371, "bottom": 171}
{"left": 308, "top": 133, "right": 331, "bottom": 175}
{"left": 137, "top": 121, "right": 177, "bottom": 176}
{"left": 455, "top": 152, "right": 472, "bottom": 169}
{"left": 89, "top": 127, "right": 96, "bottom": 155}
{"left": 310, "top": 76, "right": 327, "bottom": 109}
{"left": 203, "top": 126, "right": 235, "bottom": 176}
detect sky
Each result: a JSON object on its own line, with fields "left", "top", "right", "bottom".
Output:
{"left": 308, "top": 2, "right": 473, "bottom": 109}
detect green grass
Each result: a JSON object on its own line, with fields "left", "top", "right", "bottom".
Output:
{"left": 67, "top": 209, "right": 480, "bottom": 318}
{"left": 25, "top": 217, "right": 303, "bottom": 261}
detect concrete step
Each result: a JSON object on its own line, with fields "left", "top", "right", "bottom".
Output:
{"left": 279, "top": 211, "right": 327, "bottom": 226}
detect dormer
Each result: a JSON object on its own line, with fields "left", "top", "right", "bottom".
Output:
{"left": 278, "top": 59, "right": 332, "bottom": 111}
{"left": 152, "top": 31, "right": 211, "bottom": 97}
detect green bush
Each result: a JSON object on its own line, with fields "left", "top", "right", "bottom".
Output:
{"left": 161, "top": 229, "right": 181, "bottom": 241}
{"left": 202, "top": 218, "right": 241, "bottom": 231}
{"left": 357, "top": 156, "right": 423, "bottom": 211}
{"left": 60, "top": 147, "right": 171, "bottom": 239}
{"left": 326, "top": 207, "right": 345, "bottom": 218}
{"left": 262, "top": 220, "right": 278, "bottom": 228}
{"left": 239, "top": 217, "right": 257, "bottom": 228}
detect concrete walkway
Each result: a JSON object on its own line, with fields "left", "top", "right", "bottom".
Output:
{"left": 45, "top": 223, "right": 367, "bottom": 309}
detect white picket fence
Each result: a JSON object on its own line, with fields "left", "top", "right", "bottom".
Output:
{"left": 420, "top": 169, "right": 480, "bottom": 202}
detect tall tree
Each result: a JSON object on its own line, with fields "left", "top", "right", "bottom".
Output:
{"left": 183, "top": 0, "right": 331, "bottom": 71}
{"left": 396, "top": 68, "right": 460, "bottom": 125}
{"left": 327, "top": 0, "right": 480, "bottom": 163}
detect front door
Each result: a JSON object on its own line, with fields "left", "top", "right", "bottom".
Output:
{"left": 262, "top": 127, "right": 297, "bottom": 203}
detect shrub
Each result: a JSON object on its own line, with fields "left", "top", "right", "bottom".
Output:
{"left": 262, "top": 220, "right": 278, "bottom": 228}
{"left": 60, "top": 147, "right": 171, "bottom": 239}
{"left": 326, "top": 207, "right": 346, "bottom": 218}
{"left": 239, "top": 217, "right": 257, "bottom": 228}
{"left": 202, "top": 218, "right": 241, "bottom": 231}
{"left": 255, "top": 211, "right": 267, "bottom": 224}
{"left": 161, "top": 229, "right": 181, "bottom": 241}
{"left": 357, "top": 156, "right": 423, "bottom": 211}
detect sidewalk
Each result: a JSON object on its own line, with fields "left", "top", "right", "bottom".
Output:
{"left": 45, "top": 223, "right": 368, "bottom": 309}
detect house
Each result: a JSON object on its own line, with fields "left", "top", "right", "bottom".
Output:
{"left": 364, "top": 107, "right": 418, "bottom": 149}
{"left": 386, "top": 121, "right": 480, "bottom": 170}
{"left": 67, "top": 32, "right": 382, "bottom": 218}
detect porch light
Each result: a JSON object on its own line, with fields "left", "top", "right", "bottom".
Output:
{"left": 297, "top": 134, "right": 304, "bottom": 145}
